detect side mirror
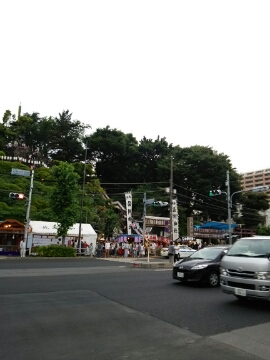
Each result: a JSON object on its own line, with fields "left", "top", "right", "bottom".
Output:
{"left": 220, "top": 249, "right": 228, "bottom": 259}
{"left": 266, "top": 252, "right": 270, "bottom": 261}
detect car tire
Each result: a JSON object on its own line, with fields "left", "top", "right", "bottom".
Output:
{"left": 207, "top": 271, "right": 219, "bottom": 287}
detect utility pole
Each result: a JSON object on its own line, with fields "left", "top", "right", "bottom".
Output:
{"left": 24, "top": 168, "right": 34, "bottom": 253}
{"left": 226, "top": 170, "right": 232, "bottom": 245}
{"left": 142, "top": 192, "right": 147, "bottom": 258}
{"left": 78, "top": 140, "right": 88, "bottom": 254}
{"left": 226, "top": 171, "right": 268, "bottom": 245}
{"left": 170, "top": 156, "right": 173, "bottom": 242}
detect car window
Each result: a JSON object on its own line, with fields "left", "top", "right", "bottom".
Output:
{"left": 227, "top": 239, "right": 270, "bottom": 257}
{"left": 189, "top": 247, "right": 223, "bottom": 260}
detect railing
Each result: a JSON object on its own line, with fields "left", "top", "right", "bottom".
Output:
{"left": 0, "top": 245, "right": 20, "bottom": 256}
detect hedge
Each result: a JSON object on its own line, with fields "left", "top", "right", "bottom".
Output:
{"left": 32, "top": 245, "right": 76, "bottom": 257}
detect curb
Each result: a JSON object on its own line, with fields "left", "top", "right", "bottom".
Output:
{"left": 132, "top": 262, "right": 171, "bottom": 269}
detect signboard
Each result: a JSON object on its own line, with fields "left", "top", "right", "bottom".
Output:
{"left": 125, "top": 192, "right": 132, "bottom": 235}
{"left": 11, "top": 168, "right": 30, "bottom": 177}
{"left": 145, "top": 235, "right": 158, "bottom": 241}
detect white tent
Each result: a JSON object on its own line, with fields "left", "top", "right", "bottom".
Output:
{"left": 27, "top": 221, "right": 97, "bottom": 251}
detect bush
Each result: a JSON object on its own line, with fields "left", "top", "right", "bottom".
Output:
{"left": 32, "top": 245, "right": 76, "bottom": 257}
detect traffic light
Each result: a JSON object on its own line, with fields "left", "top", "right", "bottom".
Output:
{"left": 153, "top": 201, "right": 169, "bottom": 207}
{"left": 209, "top": 190, "right": 222, "bottom": 197}
{"left": 9, "top": 192, "right": 25, "bottom": 200}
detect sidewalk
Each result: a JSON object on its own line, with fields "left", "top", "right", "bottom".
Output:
{"left": 0, "top": 254, "right": 172, "bottom": 269}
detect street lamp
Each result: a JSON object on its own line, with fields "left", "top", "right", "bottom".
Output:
{"left": 226, "top": 170, "right": 269, "bottom": 245}
{"left": 78, "top": 140, "right": 88, "bottom": 254}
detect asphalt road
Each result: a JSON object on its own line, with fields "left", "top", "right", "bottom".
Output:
{"left": 1, "top": 257, "right": 270, "bottom": 360}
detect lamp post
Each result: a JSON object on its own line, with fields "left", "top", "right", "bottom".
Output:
{"left": 226, "top": 170, "right": 269, "bottom": 245}
{"left": 24, "top": 168, "right": 34, "bottom": 253}
{"left": 78, "top": 140, "right": 88, "bottom": 254}
{"left": 169, "top": 156, "right": 174, "bottom": 242}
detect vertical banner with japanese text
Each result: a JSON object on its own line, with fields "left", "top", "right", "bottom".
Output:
{"left": 125, "top": 192, "right": 132, "bottom": 235}
{"left": 172, "top": 199, "right": 179, "bottom": 241}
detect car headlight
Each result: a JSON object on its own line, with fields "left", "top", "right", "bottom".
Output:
{"left": 191, "top": 264, "right": 208, "bottom": 270}
{"left": 220, "top": 267, "right": 228, "bottom": 275}
{"left": 254, "top": 272, "right": 270, "bottom": 280}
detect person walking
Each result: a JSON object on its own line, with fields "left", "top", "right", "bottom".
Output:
{"left": 89, "top": 243, "right": 94, "bottom": 257}
{"left": 124, "top": 242, "right": 130, "bottom": 258}
{"left": 132, "top": 243, "right": 137, "bottom": 257}
{"left": 174, "top": 242, "right": 180, "bottom": 262}
{"left": 20, "top": 239, "right": 26, "bottom": 257}
{"left": 105, "top": 240, "right": 110, "bottom": 258}
{"left": 151, "top": 242, "right": 157, "bottom": 256}
{"left": 114, "top": 242, "right": 119, "bottom": 257}
{"left": 139, "top": 243, "right": 145, "bottom": 257}
{"left": 97, "top": 242, "right": 103, "bottom": 258}
{"left": 168, "top": 241, "right": 175, "bottom": 266}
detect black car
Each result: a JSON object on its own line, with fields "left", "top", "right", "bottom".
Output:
{"left": 173, "top": 246, "right": 230, "bottom": 287}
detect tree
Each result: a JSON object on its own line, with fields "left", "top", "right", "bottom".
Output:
{"left": 257, "top": 225, "right": 270, "bottom": 235}
{"left": 135, "top": 136, "right": 173, "bottom": 183}
{"left": 157, "top": 145, "right": 242, "bottom": 223}
{"left": 49, "top": 110, "right": 90, "bottom": 162}
{"left": 237, "top": 192, "right": 269, "bottom": 229}
{"left": 50, "top": 162, "right": 80, "bottom": 245}
{"left": 0, "top": 110, "right": 17, "bottom": 150}
{"left": 103, "top": 207, "right": 122, "bottom": 239}
{"left": 87, "top": 126, "right": 138, "bottom": 192}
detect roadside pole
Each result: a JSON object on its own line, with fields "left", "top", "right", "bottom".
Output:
{"left": 225, "top": 170, "right": 268, "bottom": 245}
{"left": 24, "top": 168, "right": 34, "bottom": 253}
{"left": 226, "top": 171, "right": 232, "bottom": 245}
{"left": 142, "top": 193, "right": 147, "bottom": 259}
{"left": 169, "top": 156, "right": 173, "bottom": 242}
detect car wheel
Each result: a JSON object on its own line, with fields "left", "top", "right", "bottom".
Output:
{"left": 207, "top": 271, "right": 219, "bottom": 287}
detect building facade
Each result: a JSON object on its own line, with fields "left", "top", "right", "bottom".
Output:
{"left": 241, "top": 168, "right": 270, "bottom": 196}
{"left": 241, "top": 168, "right": 270, "bottom": 226}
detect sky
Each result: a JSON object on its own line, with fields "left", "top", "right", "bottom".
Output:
{"left": 1, "top": 1, "right": 270, "bottom": 174}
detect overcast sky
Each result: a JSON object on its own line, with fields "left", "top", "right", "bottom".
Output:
{"left": 1, "top": 1, "right": 269, "bottom": 174}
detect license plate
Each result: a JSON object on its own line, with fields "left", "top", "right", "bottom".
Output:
{"left": 177, "top": 272, "right": 184, "bottom": 278}
{"left": 235, "top": 288, "right": 246, "bottom": 296}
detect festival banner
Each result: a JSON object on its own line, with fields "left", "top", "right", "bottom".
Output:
{"left": 125, "top": 192, "right": 132, "bottom": 235}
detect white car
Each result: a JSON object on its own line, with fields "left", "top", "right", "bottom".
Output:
{"left": 160, "top": 245, "right": 196, "bottom": 258}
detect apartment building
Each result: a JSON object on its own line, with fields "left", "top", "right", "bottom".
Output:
{"left": 241, "top": 168, "right": 270, "bottom": 196}
{"left": 241, "top": 168, "right": 270, "bottom": 226}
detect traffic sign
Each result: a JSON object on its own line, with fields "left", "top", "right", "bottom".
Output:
{"left": 144, "top": 199, "right": 155, "bottom": 205}
{"left": 11, "top": 168, "right": 30, "bottom": 177}
{"left": 252, "top": 186, "right": 269, "bottom": 193}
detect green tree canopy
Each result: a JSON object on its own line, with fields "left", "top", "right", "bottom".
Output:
{"left": 50, "top": 162, "right": 80, "bottom": 244}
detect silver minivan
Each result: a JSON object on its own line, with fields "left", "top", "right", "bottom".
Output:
{"left": 220, "top": 236, "right": 270, "bottom": 301}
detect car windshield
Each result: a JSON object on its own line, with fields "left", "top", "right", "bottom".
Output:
{"left": 189, "top": 247, "right": 223, "bottom": 260}
{"left": 227, "top": 239, "right": 270, "bottom": 258}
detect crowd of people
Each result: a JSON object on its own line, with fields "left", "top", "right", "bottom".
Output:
{"left": 81, "top": 240, "right": 163, "bottom": 258}
{"left": 70, "top": 239, "right": 210, "bottom": 262}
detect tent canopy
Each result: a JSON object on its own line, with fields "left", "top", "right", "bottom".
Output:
{"left": 199, "top": 221, "right": 237, "bottom": 231}
{"left": 29, "top": 221, "right": 96, "bottom": 236}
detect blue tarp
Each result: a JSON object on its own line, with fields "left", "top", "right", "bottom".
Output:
{"left": 199, "top": 222, "right": 237, "bottom": 231}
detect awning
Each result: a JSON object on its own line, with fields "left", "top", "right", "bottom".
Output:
{"left": 29, "top": 221, "right": 96, "bottom": 236}
{"left": 199, "top": 221, "right": 237, "bottom": 231}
